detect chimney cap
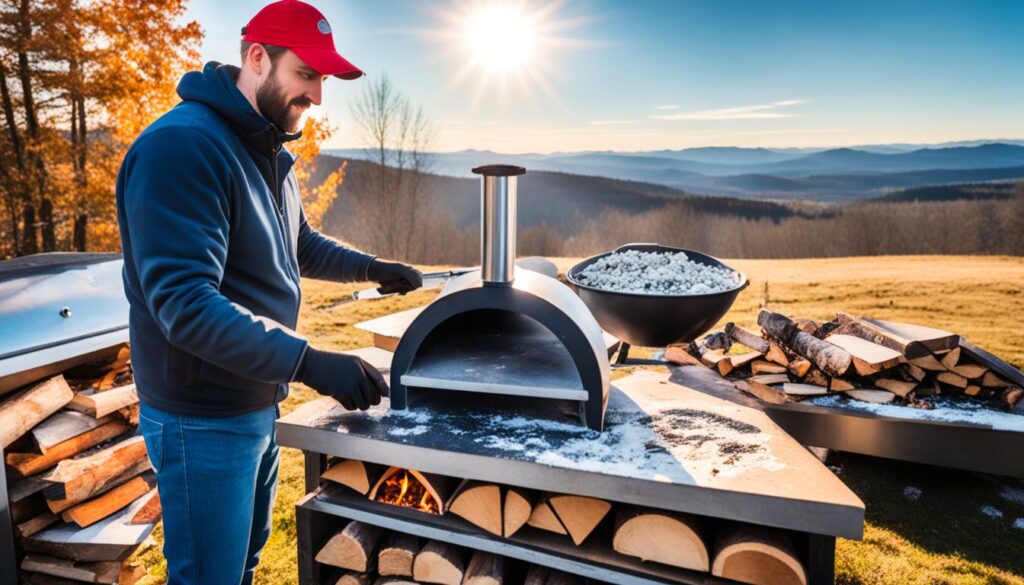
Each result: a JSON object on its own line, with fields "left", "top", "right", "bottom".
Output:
{"left": 472, "top": 164, "right": 526, "bottom": 177}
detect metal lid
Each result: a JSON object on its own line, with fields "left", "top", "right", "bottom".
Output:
{"left": 471, "top": 164, "right": 526, "bottom": 177}
{"left": 0, "top": 253, "right": 128, "bottom": 360}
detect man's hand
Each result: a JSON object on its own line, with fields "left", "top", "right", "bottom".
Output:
{"left": 367, "top": 259, "right": 422, "bottom": 295}
{"left": 295, "top": 348, "right": 388, "bottom": 411}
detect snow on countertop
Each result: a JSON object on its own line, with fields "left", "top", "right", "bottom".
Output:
{"left": 808, "top": 394, "right": 1024, "bottom": 432}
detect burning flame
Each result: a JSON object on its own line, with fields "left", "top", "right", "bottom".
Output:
{"left": 375, "top": 470, "right": 440, "bottom": 514}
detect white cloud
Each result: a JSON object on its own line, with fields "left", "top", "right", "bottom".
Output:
{"left": 589, "top": 119, "right": 639, "bottom": 126}
{"left": 650, "top": 99, "right": 809, "bottom": 121}
{"left": 655, "top": 104, "right": 679, "bottom": 110}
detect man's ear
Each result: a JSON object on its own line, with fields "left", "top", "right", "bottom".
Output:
{"left": 246, "top": 43, "right": 267, "bottom": 76}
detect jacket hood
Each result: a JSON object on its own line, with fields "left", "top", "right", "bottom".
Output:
{"left": 177, "top": 61, "right": 300, "bottom": 154}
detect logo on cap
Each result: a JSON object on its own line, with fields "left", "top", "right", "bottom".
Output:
{"left": 317, "top": 19, "right": 331, "bottom": 34}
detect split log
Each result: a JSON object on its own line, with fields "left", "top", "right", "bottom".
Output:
{"left": 691, "top": 341, "right": 733, "bottom": 377}
{"left": 31, "top": 411, "right": 119, "bottom": 454}
{"left": 463, "top": 550, "right": 504, "bottom": 585}
{"left": 751, "top": 361, "right": 787, "bottom": 376}
{"left": 322, "top": 459, "right": 386, "bottom": 495}
{"left": 446, "top": 480, "right": 502, "bottom": 536}
{"left": 940, "top": 347, "right": 962, "bottom": 371}
{"left": 20, "top": 554, "right": 122, "bottom": 584}
{"left": 903, "top": 363, "right": 927, "bottom": 382}
{"left": 10, "top": 474, "right": 50, "bottom": 523}
{"left": 730, "top": 351, "right": 764, "bottom": 369}
{"left": 748, "top": 374, "right": 790, "bottom": 386}
{"left": 874, "top": 379, "right": 917, "bottom": 399}
{"left": 795, "top": 319, "right": 820, "bottom": 334}
{"left": 711, "top": 527, "right": 807, "bottom": 585}
{"left": 1000, "top": 386, "right": 1024, "bottom": 411}
{"left": 67, "top": 385, "right": 138, "bottom": 419}
{"left": 836, "top": 314, "right": 958, "bottom": 357}
{"left": 528, "top": 494, "right": 611, "bottom": 545}
{"left": 952, "top": 364, "right": 987, "bottom": 380}
{"left": 127, "top": 490, "right": 161, "bottom": 525}
{"left": 526, "top": 500, "right": 566, "bottom": 535}
{"left": 758, "top": 310, "right": 852, "bottom": 377}
{"left": 765, "top": 342, "right": 790, "bottom": 367}
{"left": 782, "top": 384, "right": 828, "bottom": 397}
{"left": 960, "top": 340, "right": 1024, "bottom": 388}
{"left": 664, "top": 345, "right": 702, "bottom": 367}
{"left": 412, "top": 540, "right": 464, "bottom": 585}
{"left": 803, "top": 370, "right": 855, "bottom": 392}
{"left": 936, "top": 371, "right": 969, "bottom": 389}
{"left": 823, "top": 335, "right": 902, "bottom": 376}
{"left": 0, "top": 375, "right": 75, "bottom": 449}
{"left": 62, "top": 474, "right": 155, "bottom": 528}
{"left": 315, "top": 521, "right": 384, "bottom": 572}
{"left": 965, "top": 385, "right": 982, "bottom": 397}
{"left": 844, "top": 390, "right": 896, "bottom": 404}
{"left": 43, "top": 436, "right": 151, "bottom": 513}
{"left": 378, "top": 533, "right": 420, "bottom": 577}
{"left": 724, "top": 323, "right": 770, "bottom": 354}
{"left": 6, "top": 420, "right": 130, "bottom": 477}
{"left": 336, "top": 573, "right": 372, "bottom": 585}
{"left": 612, "top": 507, "right": 708, "bottom": 571}
{"left": 787, "top": 359, "right": 811, "bottom": 378}
{"left": 982, "top": 371, "right": 1011, "bottom": 388}
{"left": 909, "top": 354, "right": 947, "bottom": 372}
{"left": 503, "top": 487, "right": 534, "bottom": 538}
{"left": 17, "top": 511, "right": 59, "bottom": 539}
{"left": 736, "top": 380, "right": 791, "bottom": 405}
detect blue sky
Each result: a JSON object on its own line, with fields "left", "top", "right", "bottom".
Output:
{"left": 186, "top": 0, "right": 1024, "bottom": 153}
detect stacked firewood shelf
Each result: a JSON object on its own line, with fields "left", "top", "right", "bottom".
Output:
{"left": 278, "top": 370, "right": 864, "bottom": 585}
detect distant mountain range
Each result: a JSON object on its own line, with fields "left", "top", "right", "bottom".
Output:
{"left": 325, "top": 141, "right": 1024, "bottom": 201}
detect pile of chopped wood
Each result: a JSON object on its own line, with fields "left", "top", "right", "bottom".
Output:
{"left": 319, "top": 459, "right": 810, "bottom": 585}
{"left": 668, "top": 310, "right": 1024, "bottom": 412}
{"left": 2, "top": 346, "right": 159, "bottom": 584}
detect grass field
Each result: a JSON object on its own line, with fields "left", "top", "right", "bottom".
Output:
{"left": 132, "top": 255, "right": 1024, "bottom": 585}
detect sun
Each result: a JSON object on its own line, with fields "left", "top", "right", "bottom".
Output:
{"left": 463, "top": 4, "right": 537, "bottom": 73}
{"left": 426, "top": 1, "right": 594, "bottom": 107}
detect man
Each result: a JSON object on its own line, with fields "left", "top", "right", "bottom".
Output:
{"left": 115, "top": 1, "right": 419, "bottom": 583}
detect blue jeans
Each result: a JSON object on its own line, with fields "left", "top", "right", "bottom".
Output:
{"left": 138, "top": 403, "right": 280, "bottom": 585}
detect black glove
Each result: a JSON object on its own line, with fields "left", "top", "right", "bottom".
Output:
{"left": 296, "top": 347, "right": 388, "bottom": 411}
{"left": 367, "top": 259, "right": 423, "bottom": 295}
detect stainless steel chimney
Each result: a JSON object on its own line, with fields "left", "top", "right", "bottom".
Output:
{"left": 474, "top": 164, "right": 524, "bottom": 285}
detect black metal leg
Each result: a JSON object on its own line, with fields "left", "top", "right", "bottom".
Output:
{"left": 806, "top": 534, "right": 836, "bottom": 585}
{"left": 304, "top": 451, "right": 326, "bottom": 494}
{"left": 0, "top": 445, "right": 19, "bottom": 584}
{"left": 615, "top": 342, "right": 632, "bottom": 365}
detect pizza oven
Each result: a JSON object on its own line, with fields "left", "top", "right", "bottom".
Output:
{"left": 389, "top": 165, "right": 611, "bottom": 431}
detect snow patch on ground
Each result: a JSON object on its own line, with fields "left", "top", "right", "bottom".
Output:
{"left": 808, "top": 395, "right": 1024, "bottom": 432}
{"left": 903, "top": 486, "right": 922, "bottom": 501}
{"left": 981, "top": 505, "right": 1003, "bottom": 518}
{"left": 389, "top": 425, "right": 428, "bottom": 436}
{"left": 999, "top": 486, "right": 1024, "bottom": 506}
{"left": 1014, "top": 518, "right": 1024, "bottom": 531}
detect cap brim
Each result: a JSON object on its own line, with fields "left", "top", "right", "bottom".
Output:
{"left": 291, "top": 46, "right": 364, "bottom": 80}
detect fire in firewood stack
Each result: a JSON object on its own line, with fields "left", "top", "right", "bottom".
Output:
{"left": 374, "top": 470, "right": 440, "bottom": 514}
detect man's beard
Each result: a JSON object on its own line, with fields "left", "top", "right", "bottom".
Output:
{"left": 255, "top": 69, "right": 311, "bottom": 134}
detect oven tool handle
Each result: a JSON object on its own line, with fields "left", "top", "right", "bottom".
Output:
{"left": 323, "top": 269, "right": 475, "bottom": 309}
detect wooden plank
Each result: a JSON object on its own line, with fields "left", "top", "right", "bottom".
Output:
{"left": 748, "top": 374, "right": 790, "bottom": 386}
{"left": 737, "top": 380, "right": 792, "bottom": 405}
{"left": 62, "top": 474, "right": 156, "bottom": 528}
{"left": 782, "top": 384, "right": 828, "bottom": 397}
{"left": 66, "top": 385, "right": 138, "bottom": 419}
{"left": 824, "top": 335, "right": 903, "bottom": 376}
{"left": 16, "top": 511, "right": 59, "bottom": 539}
{"left": 0, "top": 376, "right": 75, "bottom": 449}
{"left": 960, "top": 339, "right": 1024, "bottom": 388}
{"left": 31, "top": 411, "right": 118, "bottom": 454}
{"left": 751, "top": 361, "right": 787, "bottom": 375}
{"left": 6, "top": 420, "right": 130, "bottom": 477}
{"left": 43, "top": 436, "right": 150, "bottom": 512}
{"left": 20, "top": 554, "right": 122, "bottom": 584}
{"left": 844, "top": 389, "right": 896, "bottom": 404}
{"left": 855, "top": 317, "right": 959, "bottom": 355}
{"left": 23, "top": 494, "right": 156, "bottom": 562}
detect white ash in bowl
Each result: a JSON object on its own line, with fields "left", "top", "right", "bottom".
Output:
{"left": 576, "top": 250, "right": 741, "bottom": 295}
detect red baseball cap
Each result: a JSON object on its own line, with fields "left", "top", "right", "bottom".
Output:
{"left": 242, "top": 0, "right": 364, "bottom": 80}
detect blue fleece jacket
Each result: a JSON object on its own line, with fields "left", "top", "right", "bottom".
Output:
{"left": 116, "top": 62, "right": 375, "bottom": 416}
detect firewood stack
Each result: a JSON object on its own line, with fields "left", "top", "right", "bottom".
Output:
{"left": 319, "top": 459, "right": 811, "bottom": 584}
{"left": 1, "top": 346, "right": 160, "bottom": 584}
{"left": 667, "top": 310, "right": 1024, "bottom": 413}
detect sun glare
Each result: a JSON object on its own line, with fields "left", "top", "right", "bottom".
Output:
{"left": 464, "top": 5, "right": 536, "bottom": 72}
{"left": 427, "top": 1, "right": 593, "bottom": 108}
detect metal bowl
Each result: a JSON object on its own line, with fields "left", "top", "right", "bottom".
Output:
{"left": 566, "top": 243, "right": 749, "bottom": 348}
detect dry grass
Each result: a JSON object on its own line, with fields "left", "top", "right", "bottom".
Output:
{"left": 128, "top": 255, "right": 1024, "bottom": 584}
